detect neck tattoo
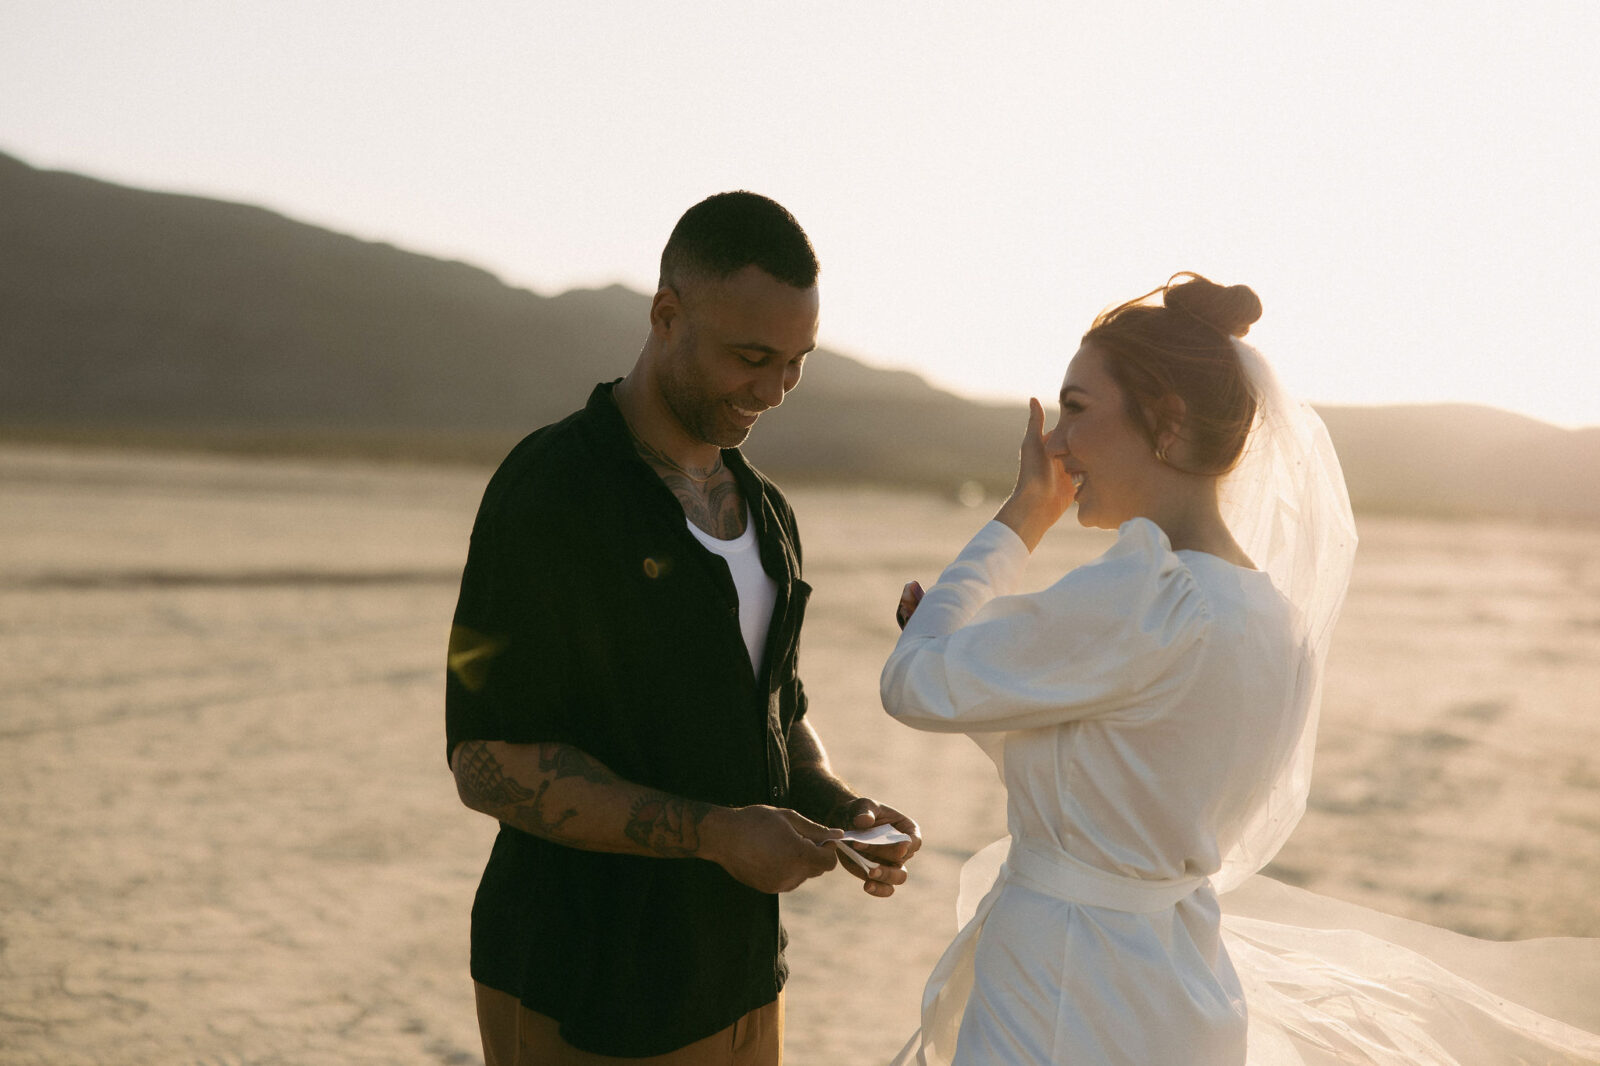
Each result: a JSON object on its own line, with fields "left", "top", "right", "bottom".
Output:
{"left": 625, "top": 424, "right": 724, "bottom": 484}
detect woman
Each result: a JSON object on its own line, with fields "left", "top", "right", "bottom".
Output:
{"left": 881, "top": 275, "right": 1600, "bottom": 1065}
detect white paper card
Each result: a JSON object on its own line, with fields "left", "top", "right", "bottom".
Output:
{"left": 829, "top": 824, "right": 913, "bottom": 872}
{"left": 832, "top": 841, "right": 879, "bottom": 872}
{"left": 838, "top": 825, "right": 913, "bottom": 847}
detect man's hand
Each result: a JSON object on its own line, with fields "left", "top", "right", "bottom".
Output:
{"left": 824, "top": 796, "right": 923, "bottom": 899}
{"left": 700, "top": 805, "right": 843, "bottom": 894}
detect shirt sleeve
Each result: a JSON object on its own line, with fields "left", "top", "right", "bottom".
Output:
{"left": 880, "top": 518, "right": 1210, "bottom": 733}
{"left": 444, "top": 506, "right": 575, "bottom": 764}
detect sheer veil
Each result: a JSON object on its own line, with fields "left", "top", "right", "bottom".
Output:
{"left": 1211, "top": 340, "right": 1600, "bottom": 1063}
{"left": 1211, "top": 337, "right": 1357, "bottom": 891}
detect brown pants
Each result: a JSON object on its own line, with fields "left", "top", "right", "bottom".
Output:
{"left": 475, "top": 982, "right": 783, "bottom": 1066}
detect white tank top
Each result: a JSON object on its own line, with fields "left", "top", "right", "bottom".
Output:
{"left": 686, "top": 506, "right": 777, "bottom": 675}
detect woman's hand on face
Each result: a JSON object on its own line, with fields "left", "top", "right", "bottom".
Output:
{"left": 995, "top": 398, "right": 1076, "bottom": 551}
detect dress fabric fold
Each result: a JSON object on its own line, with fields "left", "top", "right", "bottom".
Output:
{"left": 893, "top": 838, "right": 1600, "bottom": 1066}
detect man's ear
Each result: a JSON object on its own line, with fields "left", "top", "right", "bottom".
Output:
{"left": 650, "top": 285, "right": 681, "bottom": 340}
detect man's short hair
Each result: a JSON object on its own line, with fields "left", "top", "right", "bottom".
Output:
{"left": 659, "top": 192, "right": 819, "bottom": 291}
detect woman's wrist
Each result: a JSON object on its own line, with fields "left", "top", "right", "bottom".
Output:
{"left": 994, "top": 491, "right": 1056, "bottom": 552}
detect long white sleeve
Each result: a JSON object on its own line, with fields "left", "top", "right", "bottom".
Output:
{"left": 881, "top": 518, "right": 1209, "bottom": 734}
{"left": 897, "top": 519, "right": 1032, "bottom": 642}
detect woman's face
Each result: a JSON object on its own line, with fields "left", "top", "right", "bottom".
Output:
{"left": 1044, "top": 342, "right": 1162, "bottom": 529}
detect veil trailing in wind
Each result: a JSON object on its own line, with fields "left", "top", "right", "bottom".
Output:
{"left": 1208, "top": 336, "right": 1358, "bottom": 893}
{"left": 1207, "top": 340, "right": 1600, "bottom": 1064}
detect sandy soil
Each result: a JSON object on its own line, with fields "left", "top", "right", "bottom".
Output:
{"left": 1, "top": 445, "right": 1596, "bottom": 1064}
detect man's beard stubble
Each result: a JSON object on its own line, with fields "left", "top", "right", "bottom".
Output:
{"left": 658, "top": 334, "right": 751, "bottom": 450}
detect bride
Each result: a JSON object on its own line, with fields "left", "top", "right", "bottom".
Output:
{"left": 879, "top": 274, "right": 1600, "bottom": 1065}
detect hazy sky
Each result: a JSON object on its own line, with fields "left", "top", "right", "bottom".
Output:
{"left": 6, "top": 2, "right": 1598, "bottom": 427}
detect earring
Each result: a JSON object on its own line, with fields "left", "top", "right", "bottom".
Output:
{"left": 1155, "top": 443, "right": 1169, "bottom": 464}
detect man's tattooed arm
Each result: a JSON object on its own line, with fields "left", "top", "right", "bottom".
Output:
{"left": 625, "top": 795, "right": 713, "bottom": 858}
{"left": 451, "top": 739, "right": 713, "bottom": 858}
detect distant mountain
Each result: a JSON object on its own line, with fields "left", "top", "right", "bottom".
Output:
{"left": 1317, "top": 404, "right": 1600, "bottom": 522}
{"left": 2, "top": 149, "right": 1596, "bottom": 520}
{"left": 0, "top": 149, "right": 1021, "bottom": 489}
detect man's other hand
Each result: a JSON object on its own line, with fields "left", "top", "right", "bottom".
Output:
{"left": 826, "top": 797, "right": 923, "bottom": 899}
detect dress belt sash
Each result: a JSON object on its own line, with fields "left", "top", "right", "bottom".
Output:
{"left": 1005, "top": 839, "right": 1208, "bottom": 914}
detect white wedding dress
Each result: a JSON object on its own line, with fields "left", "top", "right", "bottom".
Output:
{"left": 881, "top": 517, "right": 1600, "bottom": 1065}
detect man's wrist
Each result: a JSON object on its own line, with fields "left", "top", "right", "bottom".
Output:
{"left": 696, "top": 804, "right": 741, "bottom": 869}
{"left": 788, "top": 766, "right": 857, "bottom": 825}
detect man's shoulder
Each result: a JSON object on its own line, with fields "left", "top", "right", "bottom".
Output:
{"left": 499, "top": 409, "right": 591, "bottom": 476}
{"left": 474, "top": 398, "right": 613, "bottom": 531}
{"left": 491, "top": 409, "right": 589, "bottom": 483}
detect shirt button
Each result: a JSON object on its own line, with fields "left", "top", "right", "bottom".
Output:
{"left": 771, "top": 786, "right": 781, "bottom": 799}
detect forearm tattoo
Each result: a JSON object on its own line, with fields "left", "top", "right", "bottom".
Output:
{"left": 455, "top": 740, "right": 539, "bottom": 807}
{"left": 535, "top": 742, "right": 619, "bottom": 784}
{"left": 455, "top": 740, "right": 613, "bottom": 842}
{"left": 625, "top": 795, "right": 712, "bottom": 858}
{"left": 456, "top": 740, "right": 710, "bottom": 857}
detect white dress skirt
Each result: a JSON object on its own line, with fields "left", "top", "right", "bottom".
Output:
{"left": 882, "top": 519, "right": 1600, "bottom": 1066}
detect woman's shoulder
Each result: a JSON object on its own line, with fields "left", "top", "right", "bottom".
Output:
{"left": 1051, "top": 517, "right": 1208, "bottom": 628}
{"left": 1075, "top": 517, "right": 1187, "bottom": 586}
{"left": 1101, "top": 517, "right": 1264, "bottom": 594}
{"left": 1112, "top": 515, "right": 1174, "bottom": 557}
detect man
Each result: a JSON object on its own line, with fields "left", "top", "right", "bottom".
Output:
{"left": 446, "top": 191, "right": 921, "bottom": 1065}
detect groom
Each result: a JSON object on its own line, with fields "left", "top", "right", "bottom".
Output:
{"left": 446, "top": 191, "right": 921, "bottom": 1064}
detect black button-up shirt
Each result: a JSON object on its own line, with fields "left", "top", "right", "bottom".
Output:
{"left": 446, "top": 382, "right": 812, "bottom": 1056}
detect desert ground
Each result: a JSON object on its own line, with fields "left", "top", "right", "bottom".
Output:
{"left": 2, "top": 444, "right": 1597, "bottom": 1065}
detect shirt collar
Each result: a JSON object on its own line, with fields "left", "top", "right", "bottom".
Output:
{"left": 589, "top": 382, "right": 798, "bottom": 593}
{"left": 580, "top": 380, "right": 777, "bottom": 537}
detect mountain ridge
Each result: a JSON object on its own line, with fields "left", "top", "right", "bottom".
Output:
{"left": 2, "top": 148, "right": 1595, "bottom": 521}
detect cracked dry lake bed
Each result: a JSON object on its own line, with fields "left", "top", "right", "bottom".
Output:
{"left": 2, "top": 445, "right": 1597, "bottom": 1064}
